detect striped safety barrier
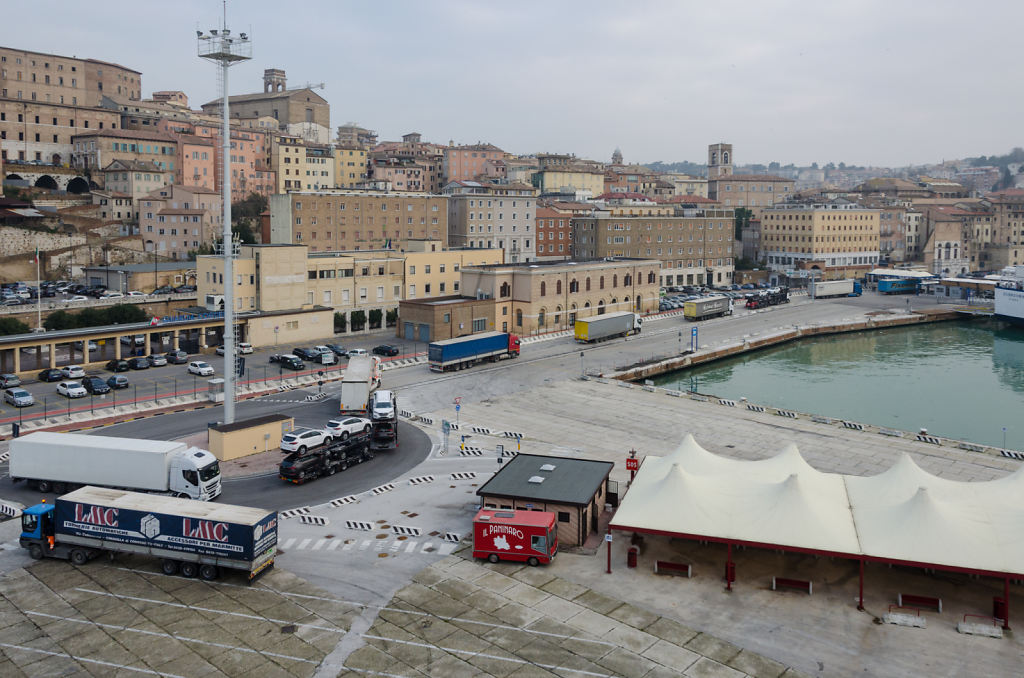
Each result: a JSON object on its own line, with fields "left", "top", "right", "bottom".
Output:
{"left": 842, "top": 421, "right": 865, "bottom": 431}
{"left": 444, "top": 532, "right": 461, "bottom": 543}
{"left": 370, "top": 483, "right": 396, "bottom": 495}
{"left": 719, "top": 399, "right": 737, "bottom": 407}
{"left": 279, "top": 507, "right": 311, "bottom": 519}
{"left": 460, "top": 447, "right": 484, "bottom": 456}
{"left": 408, "top": 476, "right": 435, "bottom": 485}
{"left": 450, "top": 472, "right": 478, "bottom": 480}
{"left": 299, "top": 515, "right": 328, "bottom": 526}
{"left": 329, "top": 495, "right": 357, "bottom": 507}
{"left": 392, "top": 525, "right": 422, "bottom": 537}
{"left": 746, "top": 404, "right": 766, "bottom": 413}
{"left": 345, "top": 520, "right": 374, "bottom": 531}
{"left": 916, "top": 434, "right": 942, "bottom": 445}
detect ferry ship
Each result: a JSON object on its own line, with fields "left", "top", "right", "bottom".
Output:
{"left": 994, "top": 266, "right": 1024, "bottom": 326}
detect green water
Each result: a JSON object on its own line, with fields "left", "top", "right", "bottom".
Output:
{"left": 650, "top": 320, "right": 1024, "bottom": 450}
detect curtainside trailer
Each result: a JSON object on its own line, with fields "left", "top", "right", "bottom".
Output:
{"left": 428, "top": 332, "right": 520, "bottom": 372}
{"left": 683, "top": 296, "right": 733, "bottom": 321}
{"left": 573, "top": 311, "right": 642, "bottom": 342}
{"left": 20, "top": 486, "right": 276, "bottom": 581}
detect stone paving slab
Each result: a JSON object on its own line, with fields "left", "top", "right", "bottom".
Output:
{"left": 727, "top": 649, "right": 789, "bottom": 678}
{"left": 686, "top": 632, "right": 744, "bottom": 665}
{"left": 686, "top": 656, "right": 748, "bottom": 678}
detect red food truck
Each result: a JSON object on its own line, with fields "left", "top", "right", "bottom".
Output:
{"left": 472, "top": 509, "right": 557, "bottom": 566}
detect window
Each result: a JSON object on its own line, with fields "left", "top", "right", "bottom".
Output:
{"left": 540, "top": 281, "right": 546, "bottom": 296}
{"left": 557, "top": 512, "right": 570, "bottom": 523}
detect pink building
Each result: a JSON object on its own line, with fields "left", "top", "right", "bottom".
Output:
{"left": 139, "top": 184, "right": 222, "bottom": 260}
{"left": 442, "top": 143, "right": 508, "bottom": 183}
{"left": 158, "top": 120, "right": 275, "bottom": 202}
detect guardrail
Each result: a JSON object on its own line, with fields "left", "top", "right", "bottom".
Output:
{"left": 0, "top": 292, "right": 198, "bottom": 317}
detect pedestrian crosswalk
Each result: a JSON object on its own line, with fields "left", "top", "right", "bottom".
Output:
{"left": 279, "top": 537, "right": 456, "bottom": 556}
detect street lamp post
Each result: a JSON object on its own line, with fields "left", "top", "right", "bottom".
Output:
{"left": 198, "top": 15, "right": 252, "bottom": 425}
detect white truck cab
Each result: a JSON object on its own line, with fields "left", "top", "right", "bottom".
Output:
{"left": 168, "top": 447, "right": 222, "bottom": 500}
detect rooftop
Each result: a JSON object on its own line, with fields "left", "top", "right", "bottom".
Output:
{"left": 477, "top": 453, "right": 613, "bottom": 505}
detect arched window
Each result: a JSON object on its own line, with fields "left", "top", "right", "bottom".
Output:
{"left": 569, "top": 278, "right": 578, "bottom": 293}
{"left": 556, "top": 280, "right": 562, "bottom": 295}
{"left": 538, "top": 308, "right": 546, "bottom": 326}
{"left": 623, "top": 274, "right": 631, "bottom": 286}
{"left": 647, "top": 271, "right": 656, "bottom": 284}
{"left": 613, "top": 274, "right": 618, "bottom": 288}
{"left": 540, "top": 281, "right": 546, "bottom": 297}
{"left": 516, "top": 309, "right": 523, "bottom": 327}
{"left": 599, "top": 276, "right": 605, "bottom": 290}
{"left": 585, "top": 277, "right": 591, "bottom": 291}
{"left": 555, "top": 305, "right": 562, "bottom": 326}
{"left": 500, "top": 282, "right": 510, "bottom": 297}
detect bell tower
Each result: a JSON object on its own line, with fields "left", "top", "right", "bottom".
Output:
{"left": 708, "top": 143, "right": 733, "bottom": 178}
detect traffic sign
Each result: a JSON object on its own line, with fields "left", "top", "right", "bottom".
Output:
{"left": 625, "top": 457, "right": 639, "bottom": 471}
{"left": 442, "top": 420, "right": 451, "bottom": 434}
{"left": 455, "top": 404, "right": 460, "bottom": 412}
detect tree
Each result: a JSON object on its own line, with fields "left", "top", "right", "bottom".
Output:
{"left": 733, "top": 207, "right": 753, "bottom": 240}
{"left": 386, "top": 309, "right": 398, "bottom": 327}
{"left": 106, "top": 303, "right": 147, "bottom": 325}
{"left": 231, "top": 192, "right": 267, "bottom": 245}
{"left": 334, "top": 312, "right": 347, "bottom": 333}
{"left": 43, "top": 310, "right": 74, "bottom": 331}
{"left": 350, "top": 310, "right": 366, "bottom": 331}
{"left": 0, "top": 317, "right": 30, "bottom": 336}
{"left": 368, "top": 309, "right": 383, "bottom": 329}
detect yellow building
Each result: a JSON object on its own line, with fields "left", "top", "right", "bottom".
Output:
{"left": 334, "top": 146, "right": 367, "bottom": 188}
{"left": 269, "top": 134, "right": 335, "bottom": 193}
{"left": 403, "top": 240, "right": 504, "bottom": 300}
{"left": 761, "top": 200, "right": 880, "bottom": 280}
{"left": 532, "top": 168, "right": 605, "bottom": 199}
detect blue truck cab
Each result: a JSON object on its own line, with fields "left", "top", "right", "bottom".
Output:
{"left": 850, "top": 281, "right": 863, "bottom": 296}
{"left": 20, "top": 501, "right": 59, "bottom": 561}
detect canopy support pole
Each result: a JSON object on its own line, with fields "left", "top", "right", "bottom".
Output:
{"left": 606, "top": 530, "right": 612, "bottom": 574}
{"left": 726, "top": 542, "right": 733, "bottom": 591}
{"left": 858, "top": 559, "right": 864, "bottom": 610}
{"left": 1004, "top": 577, "right": 1010, "bottom": 630}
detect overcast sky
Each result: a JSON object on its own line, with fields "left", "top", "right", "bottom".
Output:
{"left": 8, "top": 1, "right": 1022, "bottom": 168}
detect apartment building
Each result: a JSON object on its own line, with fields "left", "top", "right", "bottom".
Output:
{"left": 535, "top": 205, "right": 575, "bottom": 261}
{"left": 372, "top": 133, "right": 445, "bottom": 193}
{"left": 0, "top": 47, "right": 141, "bottom": 107}
{"left": 858, "top": 198, "right": 910, "bottom": 264}
{"left": 978, "top": 189, "right": 1024, "bottom": 269}
{"left": 71, "top": 128, "right": 177, "bottom": 173}
{"left": 336, "top": 123, "right": 377, "bottom": 150}
{"left": 444, "top": 180, "right": 537, "bottom": 263}
{"left": 371, "top": 157, "right": 425, "bottom": 192}
{"left": 0, "top": 99, "right": 120, "bottom": 165}
{"left": 761, "top": 199, "right": 880, "bottom": 280}
{"left": 160, "top": 120, "right": 275, "bottom": 201}
{"left": 531, "top": 162, "right": 605, "bottom": 199}
{"left": 402, "top": 239, "right": 504, "bottom": 300}
{"left": 442, "top": 143, "right": 508, "bottom": 183}
{"left": 334, "top": 146, "right": 367, "bottom": 188}
{"left": 268, "top": 189, "right": 448, "bottom": 252}
{"left": 571, "top": 206, "right": 737, "bottom": 288}
{"left": 139, "top": 185, "right": 222, "bottom": 260}
{"left": 99, "top": 159, "right": 170, "bottom": 219}
{"left": 270, "top": 134, "right": 334, "bottom": 193}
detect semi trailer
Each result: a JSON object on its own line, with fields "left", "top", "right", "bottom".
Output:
{"left": 339, "top": 355, "right": 381, "bottom": 414}
{"left": 428, "top": 331, "right": 521, "bottom": 372}
{"left": 19, "top": 486, "right": 276, "bottom": 581}
{"left": 810, "top": 279, "right": 857, "bottom": 298}
{"left": 9, "top": 432, "right": 221, "bottom": 501}
{"left": 573, "top": 312, "right": 642, "bottom": 342}
{"left": 683, "top": 296, "right": 733, "bottom": 321}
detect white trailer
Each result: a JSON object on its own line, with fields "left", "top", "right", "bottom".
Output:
{"left": 574, "top": 311, "right": 642, "bottom": 342}
{"left": 339, "top": 355, "right": 381, "bottom": 415}
{"left": 810, "top": 279, "right": 855, "bottom": 298}
{"left": 9, "top": 432, "right": 221, "bottom": 500}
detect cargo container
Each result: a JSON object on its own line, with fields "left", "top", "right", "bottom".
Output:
{"left": 428, "top": 331, "right": 520, "bottom": 372}
{"left": 683, "top": 296, "right": 733, "bottom": 321}
{"left": 810, "top": 279, "right": 855, "bottom": 298}
{"left": 878, "top": 278, "right": 918, "bottom": 294}
{"left": 339, "top": 355, "right": 381, "bottom": 414}
{"left": 9, "top": 432, "right": 221, "bottom": 500}
{"left": 472, "top": 509, "right": 557, "bottom": 566}
{"left": 573, "top": 311, "right": 642, "bottom": 342}
{"left": 19, "top": 487, "right": 276, "bottom": 581}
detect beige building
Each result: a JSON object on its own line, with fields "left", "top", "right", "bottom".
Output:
{"left": 269, "top": 134, "right": 335, "bottom": 193}
{"left": 269, "top": 189, "right": 448, "bottom": 252}
{"left": 977, "top": 190, "right": 1024, "bottom": 270}
{"left": 706, "top": 143, "right": 794, "bottom": 213}
{"left": 761, "top": 200, "right": 880, "bottom": 280}
{"left": 458, "top": 258, "right": 661, "bottom": 335}
{"left": 532, "top": 166, "right": 605, "bottom": 200}
{"left": 1, "top": 98, "right": 120, "bottom": 167}
{"left": 0, "top": 47, "right": 140, "bottom": 107}
{"left": 139, "top": 185, "right": 222, "bottom": 260}
{"left": 334, "top": 146, "right": 368, "bottom": 188}
{"left": 663, "top": 173, "right": 709, "bottom": 198}
{"left": 444, "top": 180, "right": 537, "bottom": 262}
{"left": 201, "top": 69, "right": 329, "bottom": 132}
{"left": 403, "top": 239, "right": 504, "bottom": 300}
{"left": 100, "top": 159, "right": 171, "bottom": 218}
{"left": 71, "top": 128, "right": 178, "bottom": 173}
{"left": 572, "top": 206, "right": 737, "bottom": 287}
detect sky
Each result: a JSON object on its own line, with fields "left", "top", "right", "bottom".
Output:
{"left": 7, "top": 1, "right": 1023, "bottom": 168}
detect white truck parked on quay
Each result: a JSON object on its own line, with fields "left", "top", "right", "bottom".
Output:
{"left": 574, "top": 311, "right": 642, "bottom": 342}
{"left": 9, "top": 432, "right": 222, "bottom": 500}
{"left": 810, "top": 279, "right": 856, "bottom": 298}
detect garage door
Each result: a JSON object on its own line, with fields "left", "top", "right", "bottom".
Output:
{"left": 418, "top": 324, "right": 430, "bottom": 342}
{"left": 404, "top": 322, "right": 414, "bottom": 340}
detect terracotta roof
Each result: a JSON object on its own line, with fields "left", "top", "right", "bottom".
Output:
{"left": 657, "top": 195, "right": 719, "bottom": 204}
{"left": 101, "top": 159, "right": 167, "bottom": 173}
{"left": 201, "top": 89, "right": 328, "bottom": 107}
{"left": 595, "top": 192, "right": 653, "bottom": 201}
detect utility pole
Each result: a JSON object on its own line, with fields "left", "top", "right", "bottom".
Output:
{"left": 198, "top": 8, "right": 251, "bottom": 424}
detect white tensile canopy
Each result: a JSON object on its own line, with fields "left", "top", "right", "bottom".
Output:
{"left": 611, "top": 434, "right": 1024, "bottom": 576}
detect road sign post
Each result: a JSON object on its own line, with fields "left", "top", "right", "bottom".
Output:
{"left": 625, "top": 449, "right": 640, "bottom": 482}
{"left": 691, "top": 327, "right": 698, "bottom": 352}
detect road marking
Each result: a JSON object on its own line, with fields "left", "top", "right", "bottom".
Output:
{"left": 342, "top": 541, "right": 355, "bottom": 551}
{"left": 363, "top": 634, "right": 618, "bottom": 678}
{"left": 359, "top": 540, "right": 370, "bottom": 551}
{"left": 281, "top": 538, "right": 296, "bottom": 550}
{"left": 404, "top": 540, "right": 418, "bottom": 552}
{"left": 296, "top": 538, "right": 312, "bottom": 550}
{"left": 0, "top": 641, "right": 187, "bottom": 678}
{"left": 439, "top": 543, "right": 456, "bottom": 555}
{"left": 313, "top": 539, "right": 326, "bottom": 550}
{"left": 328, "top": 539, "right": 341, "bottom": 550}
{"left": 73, "top": 589, "right": 345, "bottom": 634}
{"left": 25, "top": 611, "right": 317, "bottom": 664}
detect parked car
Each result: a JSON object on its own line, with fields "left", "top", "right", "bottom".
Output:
{"left": 325, "top": 417, "right": 372, "bottom": 441}
{"left": 165, "top": 349, "right": 189, "bottom": 364}
{"left": 128, "top": 357, "right": 151, "bottom": 370}
{"left": 1, "top": 298, "right": 23, "bottom": 306}
{"left": 106, "top": 359, "right": 130, "bottom": 372}
{"left": 66, "top": 295, "right": 88, "bottom": 302}
{"left": 292, "top": 347, "right": 318, "bottom": 361}
{"left": 100, "top": 291, "right": 124, "bottom": 299}
{"left": 120, "top": 334, "right": 145, "bottom": 346}
{"left": 269, "top": 354, "right": 304, "bottom": 370}
{"left": 82, "top": 376, "right": 111, "bottom": 395}
{"left": 151, "top": 285, "right": 175, "bottom": 295}
{"left": 188, "top": 361, "right": 214, "bottom": 376}
{"left": 238, "top": 342, "right": 254, "bottom": 354}
{"left": 311, "top": 345, "right": 333, "bottom": 356}
{"left": 106, "top": 375, "right": 130, "bottom": 389}
{"left": 325, "top": 343, "right": 347, "bottom": 356}
{"left": 346, "top": 348, "right": 368, "bottom": 357}
{"left": 4, "top": 388, "right": 34, "bottom": 407}
{"left": 280, "top": 428, "right": 332, "bottom": 453}
{"left": 38, "top": 368, "right": 64, "bottom": 382}
{"left": 0, "top": 373, "right": 21, "bottom": 388}
{"left": 85, "top": 286, "right": 107, "bottom": 297}
{"left": 74, "top": 340, "right": 98, "bottom": 352}
{"left": 174, "top": 285, "right": 197, "bottom": 293}
{"left": 57, "top": 381, "right": 87, "bottom": 398}
{"left": 372, "top": 345, "right": 400, "bottom": 357}
{"left": 61, "top": 365, "right": 85, "bottom": 379}
{"left": 126, "top": 291, "right": 146, "bottom": 297}
{"left": 214, "top": 345, "right": 226, "bottom": 356}
{"left": 147, "top": 354, "right": 168, "bottom": 367}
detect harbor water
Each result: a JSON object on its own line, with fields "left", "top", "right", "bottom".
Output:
{"left": 650, "top": 320, "right": 1024, "bottom": 450}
